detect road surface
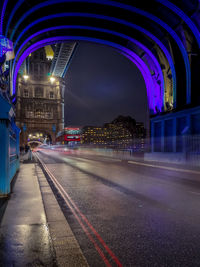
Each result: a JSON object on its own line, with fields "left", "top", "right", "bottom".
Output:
{"left": 36, "top": 148, "right": 200, "bottom": 267}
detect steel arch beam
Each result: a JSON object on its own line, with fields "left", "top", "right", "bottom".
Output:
{"left": 4, "top": 0, "right": 200, "bottom": 47}
{"left": 12, "top": 25, "right": 165, "bottom": 110}
{"left": 155, "top": 0, "right": 200, "bottom": 47}
{"left": 13, "top": 36, "right": 161, "bottom": 114}
{"left": 7, "top": 0, "right": 191, "bottom": 104}
{"left": 12, "top": 12, "right": 177, "bottom": 107}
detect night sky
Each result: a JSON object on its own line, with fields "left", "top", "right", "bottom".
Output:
{"left": 64, "top": 42, "right": 148, "bottom": 127}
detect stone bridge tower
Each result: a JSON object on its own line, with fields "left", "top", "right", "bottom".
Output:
{"left": 16, "top": 47, "right": 66, "bottom": 145}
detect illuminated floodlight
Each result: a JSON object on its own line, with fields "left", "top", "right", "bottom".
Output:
{"left": 23, "top": 74, "right": 29, "bottom": 81}
{"left": 50, "top": 76, "right": 55, "bottom": 84}
{"left": 47, "top": 55, "right": 53, "bottom": 60}
{"left": 45, "top": 45, "right": 54, "bottom": 60}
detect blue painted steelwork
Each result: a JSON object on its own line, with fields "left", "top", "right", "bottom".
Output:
{"left": 5, "top": 0, "right": 25, "bottom": 37}
{"left": 8, "top": 0, "right": 200, "bottom": 48}
{"left": 9, "top": 121, "right": 20, "bottom": 181}
{"left": 62, "top": 42, "right": 78, "bottom": 78}
{"left": 0, "top": 94, "right": 20, "bottom": 196}
{"left": 155, "top": 0, "right": 200, "bottom": 48}
{"left": 12, "top": 25, "right": 165, "bottom": 111}
{"left": 9, "top": 0, "right": 190, "bottom": 104}
{"left": 0, "top": 0, "right": 8, "bottom": 34}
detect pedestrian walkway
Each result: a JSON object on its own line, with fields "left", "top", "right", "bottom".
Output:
{"left": 0, "top": 161, "right": 88, "bottom": 266}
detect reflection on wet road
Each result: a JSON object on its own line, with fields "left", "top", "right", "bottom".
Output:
{"left": 37, "top": 148, "right": 200, "bottom": 266}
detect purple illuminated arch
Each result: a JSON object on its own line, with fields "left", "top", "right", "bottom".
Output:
{"left": 155, "top": 0, "right": 200, "bottom": 47}
{"left": 12, "top": 36, "right": 162, "bottom": 114}
{"left": 12, "top": 25, "right": 165, "bottom": 108}
{"left": 12, "top": 12, "right": 176, "bottom": 105}
{"left": 6, "top": 0, "right": 200, "bottom": 48}
{"left": 7, "top": 0, "right": 191, "bottom": 104}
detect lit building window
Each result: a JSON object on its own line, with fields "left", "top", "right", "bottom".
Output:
{"left": 35, "top": 109, "right": 44, "bottom": 118}
{"left": 49, "top": 91, "right": 54, "bottom": 99}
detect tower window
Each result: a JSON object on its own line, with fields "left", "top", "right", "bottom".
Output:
{"left": 49, "top": 91, "right": 54, "bottom": 99}
{"left": 35, "top": 87, "right": 43, "bottom": 98}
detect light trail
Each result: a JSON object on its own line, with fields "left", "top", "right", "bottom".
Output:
{"left": 128, "top": 160, "right": 200, "bottom": 175}
{"left": 35, "top": 152, "right": 123, "bottom": 267}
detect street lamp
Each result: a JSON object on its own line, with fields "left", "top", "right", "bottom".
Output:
{"left": 23, "top": 74, "right": 29, "bottom": 81}
{"left": 50, "top": 76, "right": 55, "bottom": 84}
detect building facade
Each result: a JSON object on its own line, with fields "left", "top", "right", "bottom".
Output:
{"left": 81, "top": 118, "right": 146, "bottom": 150}
{"left": 81, "top": 124, "right": 132, "bottom": 148}
{"left": 16, "top": 47, "right": 65, "bottom": 146}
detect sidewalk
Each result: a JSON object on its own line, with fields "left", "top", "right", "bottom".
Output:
{"left": 0, "top": 160, "right": 88, "bottom": 266}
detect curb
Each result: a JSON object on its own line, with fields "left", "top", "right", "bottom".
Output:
{"left": 34, "top": 162, "right": 88, "bottom": 266}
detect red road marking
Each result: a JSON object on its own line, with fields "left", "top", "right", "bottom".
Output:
{"left": 35, "top": 152, "right": 123, "bottom": 267}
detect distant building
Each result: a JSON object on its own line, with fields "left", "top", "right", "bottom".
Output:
{"left": 16, "top": 47, "right": 65, "bottom": 146}
{"left": 81, "top": 116, "right": 146, "bottom": 150}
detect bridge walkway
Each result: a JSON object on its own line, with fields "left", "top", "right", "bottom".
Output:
{"left": 0, "top": 154, "right": 88, "bottom": 266}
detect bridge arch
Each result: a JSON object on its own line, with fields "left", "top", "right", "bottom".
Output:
{"left": 0, "top": 0, "right": 199, "bottom": 196}
{"left": 27, "top": 140, "right": 43, "bottom": 146}
{"left": 1, "top": 0, "right": 199, "bottom": 112}
{"left": 7, "top": 0, "right": 192, "bottom": 106}
{"left": 13, "top": 33, "right": 165, "bottom": 114}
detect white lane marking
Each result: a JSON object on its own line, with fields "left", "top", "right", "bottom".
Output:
{"left": 102, "top": 158, "right": 122, "bottom": 162}
{"left": 189, "top": 191, "right": 200, "bottom": 196}
{"left": 128, "top": 160, "right": 200, "bottom": 175}
{"left": 65, "top": 156, "right": 122, "bottom": 163}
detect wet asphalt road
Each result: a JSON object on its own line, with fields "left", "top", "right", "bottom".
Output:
{"left": 37, "top": 148, "right": 200, "bottom": 267}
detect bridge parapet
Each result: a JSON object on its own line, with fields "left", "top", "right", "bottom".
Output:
{"left": 150, "top": 106, "right": 200, "bottom": 156}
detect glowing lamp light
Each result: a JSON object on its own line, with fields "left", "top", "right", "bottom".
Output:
{"left": 23, "top": 74, "right": 29, "bottom": 81}
{"left": 46, "top": 55, "right": 53, "bottom": 60}
{"left": 50, "top": 76, "right": 55, "bottom": 84}
{"left": 45, "top": 45, "right": 54, "bottom": 60}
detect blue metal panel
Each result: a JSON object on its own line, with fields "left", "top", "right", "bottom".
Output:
{"left": 151, "top": 105, "right": 200, "bottom": 153}
{"left": 0, "top": 93, "right": 12, "bottom": 119}
{"left": 9, "top": 121, "right": 20, "bottom": 181}
{"left": 164, "top": 119, "right": 173, "bottom": 152}
{"left": 191, "top": 113, "right": 200, "bottom": 135}
{"left": 0, "top": 95, "right": 20, "bottom": 196}
{"left": 0, "top": 119, "right": 10, "bottom": 195}
{"left": 154, "top": 122, "right": 162, "bottom": 152}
